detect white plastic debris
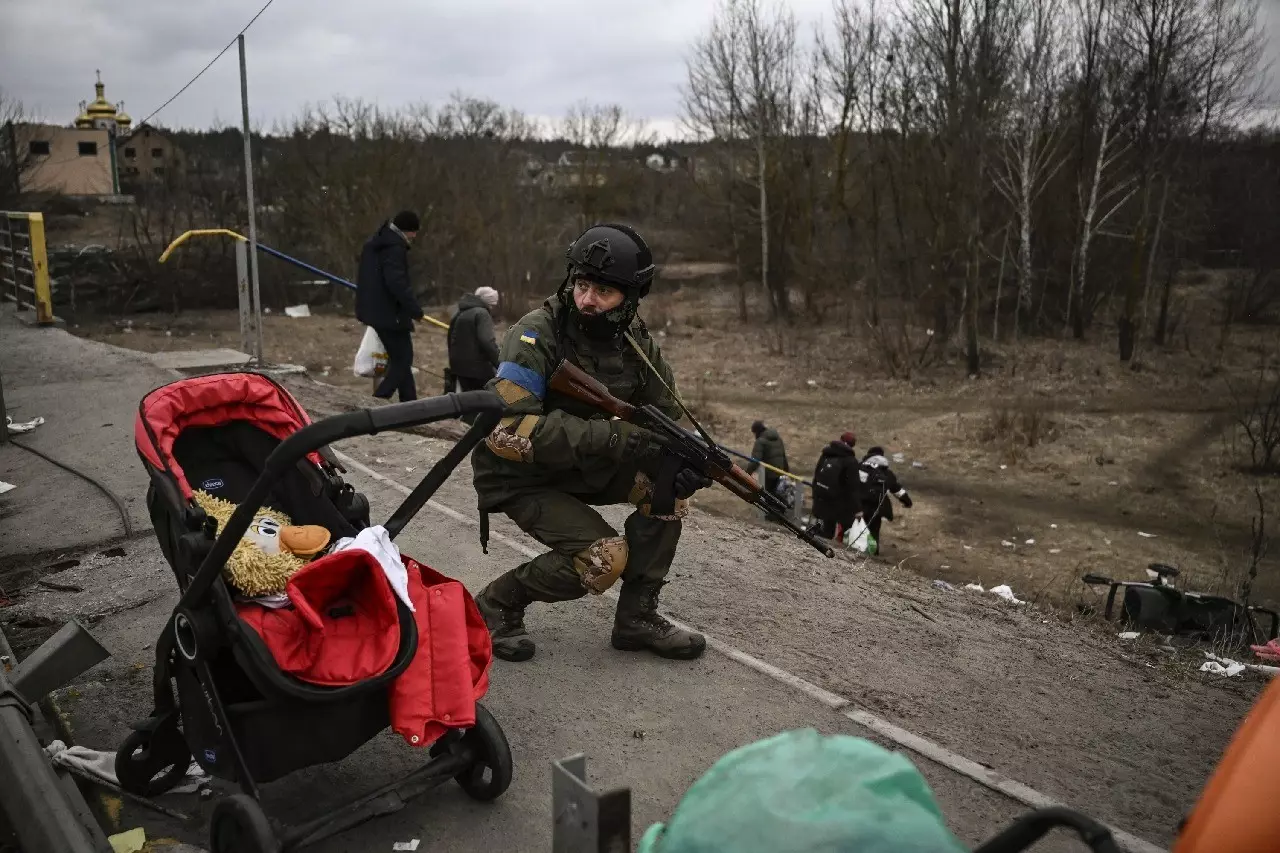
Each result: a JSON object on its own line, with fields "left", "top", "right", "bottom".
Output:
{"left": 1118, "top": 631, "right": 1141, "bottom": 640}
{"left": 1000, "top": 464, "right": 1008, "bottom": 470}
{"left": 1138, "top": 531, "right": 1156, "bottom": 538}
{"left": 990, "top": 584, "right": 1026, "bottom": 604}
{"left": 1109, "top": 481, "right": 1119, "bottom": 486}
{"left": 912, "top": 461, "right": 925, "bottom": 469}
{"left": 806, "top": 379, "right": 818, "bottom": 387}
{"left": 1049, "top": 548, "right": 1062, "bottom": 554}
{"left": 6, "top": 416, "right": 45, "bottom": 434}
{"left": 1001, "top": 540, "right": 1016, "bottom": 548}
{"left": 963, "top": 545, "right": 972, "bottom": 550}
{"left": 1050, "top": 524, "right": 1058, "bottom": 529}
{"left": 1024, "top": 539, "right": 1035, "bottom": 545}
{"left": 0, "top": 481, "right": 15, "bottom": 495}
{"left": 1200, "top": 656, "right": 1246, "bottom": 678}
{"left": 933, "top": 580, "right": 956, "bottom": 591}
{"left": 393, "top": 841, "right": 421, "bottom": 852}
{"left": 963, "top": 583, "right": 985, "bottom": 592}
{"left": 892, "top": 452, "right": 906, "bottom": 463}
{"left": 765, "top": 380, "right": 778, "bottom": 388}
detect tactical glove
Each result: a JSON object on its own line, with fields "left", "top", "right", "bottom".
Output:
{"left": 607, "top": 421, "right": 666, "bottom": 462}
{"left": 673, "top": 466, "right": 713, "bottom": 499}
{"left": 899, "top": 493, "right": 913, "bottom": 508}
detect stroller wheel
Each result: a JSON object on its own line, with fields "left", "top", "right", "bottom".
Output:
{"left": 454, "top": 703, "right": 513, "bottom": 802}
{"left": 115, "top": 718, "right": 192, "bottom": 797}
{"left": 210, "top": 794, "right": 279, "bottom": 853}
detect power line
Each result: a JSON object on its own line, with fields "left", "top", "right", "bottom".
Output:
{"left": 132, "top": 0, "right": 278, "bottom": 131}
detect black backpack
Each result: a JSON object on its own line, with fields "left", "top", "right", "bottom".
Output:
{"left": 814, "top": 456, "right": 844, "bottom": 497}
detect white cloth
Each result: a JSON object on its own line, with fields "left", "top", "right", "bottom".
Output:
{"left": 332, "top": 525, "right": 414, "bottom": 611}
{"left": 44, "top": 739, "right": 211, "bottom": 794}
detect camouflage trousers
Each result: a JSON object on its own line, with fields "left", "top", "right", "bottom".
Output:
{"left": 494, "top": 464, "right": 683, "bottom": 602}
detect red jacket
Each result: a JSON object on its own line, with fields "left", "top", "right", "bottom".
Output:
{"left": 237, "top": 549, "right": 492, "bottom": 747}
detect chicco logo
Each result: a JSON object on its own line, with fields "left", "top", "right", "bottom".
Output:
{"left": 201, "top": 478, "right": 225, "bottom": 491}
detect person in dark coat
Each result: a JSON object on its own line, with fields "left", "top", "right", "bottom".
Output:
{"left": 356, "top": 210, "right": 425, "bottom": 402}
{"left": 745, "top": 420, "right": 789, "bottom": 498}
{"left": 446, "top": 286, "right": 501, "bottom": 422}
{"left": 810, "top": 431, "right": 864, "bottom": 542}
{"left": 447, "top": 286, "right": 501, "bottom": 392}
{"left": 858, "top": 446, "right": 913, "bottom": 544}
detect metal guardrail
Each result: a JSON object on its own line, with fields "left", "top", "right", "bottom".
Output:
{"left": 0, "top": 210, "right": 55, "bottom": 325}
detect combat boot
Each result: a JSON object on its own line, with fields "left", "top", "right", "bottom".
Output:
{"left": 611, "top": 580, "right": 706, "bottom": 660}
{"left": 475, "top": 571, "right": 537, "bottom": 662}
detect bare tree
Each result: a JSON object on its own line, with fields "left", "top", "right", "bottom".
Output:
{"left": 559, "top": 101, "right": 652, "bottom": 229}
{"left": 993, "top": 0, "right": 1072, "bottom": 339}
{"left": 1067, "top": 0, "right": 1138, "bottom": 338}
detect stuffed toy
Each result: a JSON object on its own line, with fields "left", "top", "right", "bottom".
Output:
{"left": 192, "top": 489, "right": 332, "bottom": 597}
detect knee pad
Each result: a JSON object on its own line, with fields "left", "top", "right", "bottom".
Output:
{"left": 573, "top": 536, "right": 628, "bottom": 595}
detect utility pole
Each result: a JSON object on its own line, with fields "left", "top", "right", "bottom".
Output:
{"left": 238, "top": 33, "right": 264, "bottom": 365}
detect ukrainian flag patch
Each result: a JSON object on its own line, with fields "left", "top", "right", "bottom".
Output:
{"left": 519, "top": 330, "right": 538, "bottom": 345}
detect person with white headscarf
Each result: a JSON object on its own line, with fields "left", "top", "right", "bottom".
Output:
{"left": 446, "top": 287, "right": 502, "bottom": 416}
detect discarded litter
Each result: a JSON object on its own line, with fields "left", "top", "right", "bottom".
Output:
{"left": 6, "top": 415, "right": 45, "bottom": 434}
{"left": 765, "top": 380, "right": 778, "bottom": 388}
{"left": 963, "top": 583, "right": 985, "bottom": 592}
{"left": 284, "top": 304, "right": 312, "bottom": 318}
{"left": 44, "top": 739, "right": 211, "bottom": 794}
{"left": 1138, "top": 531, "right": 1157, "bottom": 538}
{"left": 806, "top": 379, "right": 818, "bottom": 387}
{"left": 1024, "top": 539, "right": 1035, "bottom": 545}
{"left": 911, "top": 461, "right": 926, "bottom": 469}
{"left": 933, "top": 580, "right": 956, "bottom": 591}
{"left": 1118, "top": 631, "right": 1141, "bottom": 640}
{"left": 989, "top": 585, "right": 1026, "bottom": 605}
{"left": 1001, "top": 540, "right": 1015, "bottom": 548}
{"left": 892, "top": 452, "right": 906, "bottom": 463}
{"left": 1050, "top": 524, "right": 1058, "bottom": 529}
{"left": 0, "top": 481, "right": 15, "bottom": 495}
{"left": 392, "top": 841, "right": 421, "bottom": 852}
{"left": 1000, "top": 464, "right": 1008, "bottom": 470}
{"left": 108, "top": 827, "right": 146, "bottom": 853}
{"left": 1201, "top": 655, "right": 1246, "bottom": 678}
{"left": 1049, "top": 549, "right": 1062, "bottom": 554}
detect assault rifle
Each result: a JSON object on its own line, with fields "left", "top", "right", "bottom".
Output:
{"left": 548, "top": 359, "right": 835, "bottom": 559}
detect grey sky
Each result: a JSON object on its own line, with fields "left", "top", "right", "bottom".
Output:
{"left": 3, "top": 0, "right": 1277, "bottom": 138}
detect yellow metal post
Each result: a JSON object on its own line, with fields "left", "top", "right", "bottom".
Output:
{"left": 26, "top": 213, "right": 53, "bottom": 326}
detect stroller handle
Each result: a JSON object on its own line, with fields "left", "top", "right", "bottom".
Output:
{"left": 178, "top": 390, "right": 504, "bottom": 611}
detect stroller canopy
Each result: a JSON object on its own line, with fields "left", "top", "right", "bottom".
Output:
{"left": 136, "top": 372, "right": 322, "bottom": 499}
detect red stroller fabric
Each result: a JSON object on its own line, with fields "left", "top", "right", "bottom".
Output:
{"left": 238, "top": 549, "right": 400, "bottom": 687}
{"left": 236, "top": 551, "right": 493, "bottom": 747}
{"left": 136, "top": 372, "right": 326, "bottom": 499}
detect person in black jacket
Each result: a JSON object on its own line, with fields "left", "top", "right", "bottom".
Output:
{"left": 446, "top": 286, "right": 501, "bottom": 422}
{"left": 810, "top": 431, "right": 864, "bottom": 542}
{"left": 858, "top": 446, "right": 913, "bottom": 544}
{"left": 355, "top": 211, "right": 425, "bottom": 402}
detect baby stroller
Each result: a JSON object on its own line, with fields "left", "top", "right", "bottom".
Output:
{"left": 118, "top": 371, "right": 510, "bottom": 852}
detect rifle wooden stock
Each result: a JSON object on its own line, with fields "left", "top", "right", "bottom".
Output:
{"left": 548, "top": 361, "right": 636, "bottom": 420}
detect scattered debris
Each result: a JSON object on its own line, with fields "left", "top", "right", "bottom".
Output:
{"left": 989, "top": 585, "right": 1026, "bottom": 605}
{"left": 911, "top": 461, "right": 926, "bottom": 469}
{"left": 1001, "top": 540, "right": 1015, "bottom": 548}
{"left": 284, "top": 304, "right": 312, "bottom": 318}
{"left": 1138, "top": 531, "right": 1157, "bottom": 538}
{"left": 1049, "top": 549, "right": 1062, "bottom": 554}
{"left": 632, "top": 729, "right": 645, "bottom": 740}
{"left": 806, "top": 379, "right": 818, "bottom": 387}
{"left": 892, "top": 452, "right": 906, "bottom": 463}
{"left": 0, "top": 481, "right": 15, "bottom": 495}
{"left": 1109, "top": 481, "right": 1119, "bottom": 486}
{"left": 932, "top": 580, "right": 956, "bottom": 591}
{"left": 909, "top": 602, "right": 938, "bottom": 623}
{"left": 6, "top": 415, "right": 46, "bottom": 434}
{"left": 392, "top": 841, "right": 421, "bottom": 852}
{"left": 765, "top": 380, "right": 778, "bottom": 388}
{"left": 1118, "top": 632, "right": 1141, "bottom": 640}
{"left": 1024, "top": 539, "right": 1035, "bottom": 545}
{"left": 1200, "top": 653, "right": 1246, "bottom": 678}
{"left": 963, "top": 583, "right": 985, "bottom": 592}
{"left": 1000, "top": 464, "right": 1008, "bottom": 470}
{"left": 108, "top": 827, "right": 146, "bottom": 853}
{"left": 406, "top": 467, "right": 417, "bottom": 473}
{"left": 1050, "top": 524, "right": 1058, "bottom": 529}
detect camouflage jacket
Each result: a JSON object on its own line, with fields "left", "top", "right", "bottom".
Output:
{"left": 471, "top": 295, "right": 682, "bottom": 508}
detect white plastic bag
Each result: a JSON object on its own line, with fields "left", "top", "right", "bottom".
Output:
{"left": 843, "top": 519, "right": 877, "bottom": 554}
{"left": 353, "top": 326, "right": 387, "bottom": 378}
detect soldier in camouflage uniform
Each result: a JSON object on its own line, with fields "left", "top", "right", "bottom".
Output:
{"left": 471, "top": 223, "right": 712, "bottom": 663}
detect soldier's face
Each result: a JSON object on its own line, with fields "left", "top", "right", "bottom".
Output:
{"left": 573, "top": 278, "right": 625, "bottom": 314}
